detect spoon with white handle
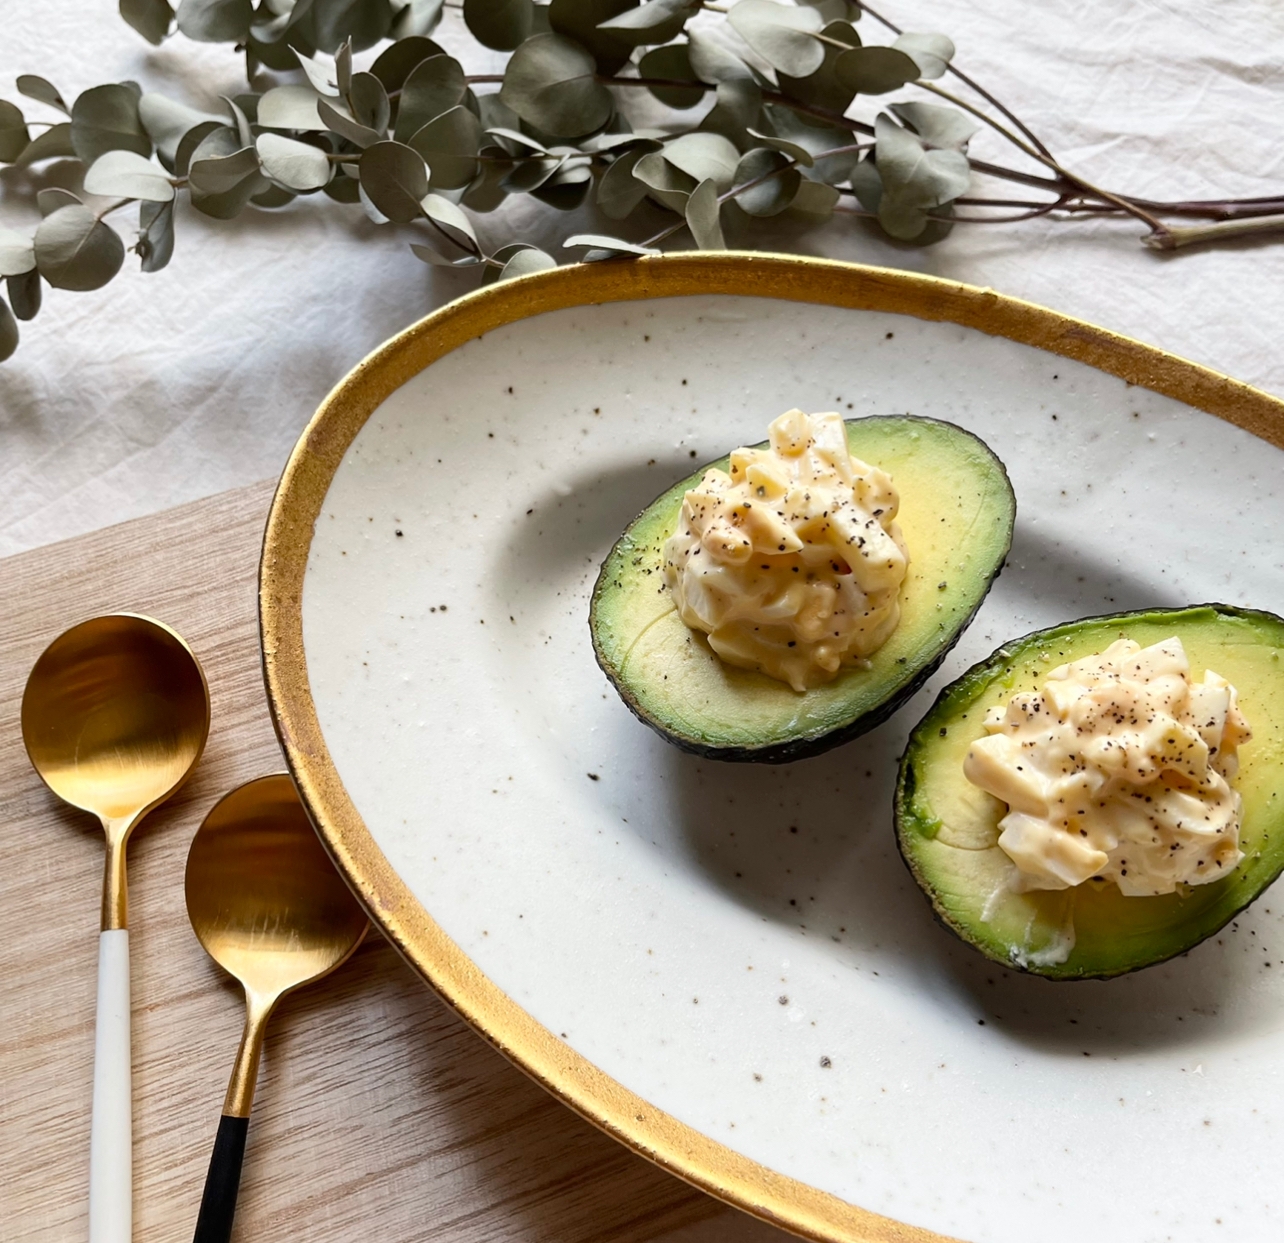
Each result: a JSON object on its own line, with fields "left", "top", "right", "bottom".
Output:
{"left": 22, "top": 614, "right": 210, "bottom": 1242}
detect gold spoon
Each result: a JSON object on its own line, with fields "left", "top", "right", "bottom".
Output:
{"left": 185, "top": 773, "right": 368, "bottom": 1243}
{"left": 21, "top": 613, "right": 210, "bottom": 1243}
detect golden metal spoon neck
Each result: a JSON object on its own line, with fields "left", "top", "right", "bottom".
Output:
{"left": 222, "top": 989, "right": 279, "bottom": 1119}
{"left": 99, "top": 814, "right": 140, "bottom": 932}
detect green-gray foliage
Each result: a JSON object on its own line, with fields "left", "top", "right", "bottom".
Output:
{"left": 13, "top": 0, "right": 1211, "bottom": 360}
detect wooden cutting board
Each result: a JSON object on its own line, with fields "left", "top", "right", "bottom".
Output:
{"left": 0, "top": 480, "right": 770, "bottom": 1243}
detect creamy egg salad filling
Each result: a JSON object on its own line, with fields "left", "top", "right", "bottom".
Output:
{"left": 662, "top": 409, "right": 909, "bottom": 692}
{"left": 964, "top": 637, "right": 1252, "bottom": 896}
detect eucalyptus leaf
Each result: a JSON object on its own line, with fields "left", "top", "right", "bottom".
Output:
{"left": 874, "top": 110, "right": 970, "bottom": 205}
{"left": 409, "top": 239, "right": 454, "bottom": 265}
{"left": 348, "top": 72, "right": 390, "bottom": 133}
{"left": 71, "top": 84, "right": 151, "bottom": 163}
{"left": 685, "top": 178, "right": 725, "bottom": 249}
{"left": 421, "top": 191, "right": 477, "bottom": 246}
{"left": 0, "top": 228, "right": 36, "bottom": 277}
{"left": 37, "top": 188, "right": 83, "bottom": 216}
{"left": 638, "top": 45, "right": 704, "bottom": 110}
{"left": 477, "top": 92, "right": 522, "bottom": 138}
{"left": 139, "top": 94, "right": 219, "bottom": 167}
{"left": 17, "top": 122, "right": 76, "bottom": 165}
{"left": 189, "top": 144, "right": 268, "bottom": 217}
{"left": 761, "top": 104, "right": 858, "bottom": 185}
{"left": 732, "top": 147, "right": 799, "bottom": 216}
{"left": 0, "top": 102, "right": 30, "bottom": 164}
{"left": 312, "top": 0, "right": 394, "bottom": 52}
{"left": 500, "top": 154, "right": 564, "bottom": 194}
{"left": 530, "top": 159, "right": 592, "bottom": 210}
{"left": 120, "top": 0, "right": 175, "bottom": 45}
{"left": 359, "top": 139, "right": 429, "bottom": 221}
{"left": 698, "top": 79, "right": 762, "bottom": 151}
{"left": 464, "top": 0, "right": 534, "bottom": 51}
{"left": 746, "top": 127, "right": 813, "bottom": 167}
{"left": 137, "top": 198, "right": 175, "bottom": 271}
{"left": 727, "top": 0, "right": 825, "bottom": 78}
{"left": 34, "top": 204, "right": 125, "bottom": 291}
{"left": 257, "top": 131, "right": 332, "bottom": 190}
{"left": 563, "top": 233, "right": 658, "bottom": 256}
{"left": 391, "top": 0, "right": 445, "bottom": 39}
{"left": 358, "top": 182, "right": 390, "bottom": 223}
{"left": 776, "top": 19, "right": 859, "bottom": 113}
{"left": 461, "top": 147, "right": 511, "bottom": 211}
{"left": 484, "top": 126, "right": 548, "bottom": 154}
{"left": 633, "top": 150, "right": 696, "bottom": 212}
{"left": 336, "top": 39, "right": 353, "bottom": 96}
{"left": 176, "top": 0, "right": 252, "bottom": 42}
{"left": 598, "top": 0, "right": 699, "bottom": 48}
{"left": 547, "top": 0, "right": 637, "bottom": 74}
{"left": 687, "top": 28, "right": 753, "bottom": 84}
{"left": 222, "top": 94, "right": 254, "bottom": 147}
{"left": 0, "top": 297, "right": 17, "bottom": 364}
{"left": 394, "top": 54, "right": 467, "bottom": 143}
{"left": 407, "top": 106, "right": 482, "bottom": 189}
{"left": 324, "top": 171, "right": 362, "bottom": 203}
{"left": 317, "top": 98, "right": 382, "bottom": 147}
{"left": 174, "top": 119, "right": 224, "bottom": 177}
{"left": 251, "top": 182, "right": 298, "bottom": 207}
{"left": 499, "top": 33, "right": 614, "bottom": 139}
{"left": 369, "top": 36, "right": 447, "bottom": 90}
{"left": 834, "top": 45, "right": 920, "bottom": 96}
{"left": 496, "top": 244, "right": 556, "bottom": 281}
{"left": 296, "top": 48, "right": 341, "bottom": 96}
{"left": 258, "top": 85, "right": 332, "bottom": 131}
{"left": 597, "top": 138, "right": 660, "bottom": 218}
{"left": 84, "top": 150, "right": 176, "bottom": 201}
{"left": 893, "top": 32, "right": 955, "bottom": 80}
{"left": 17, "top": 76, "right": 69, "bottom": 115}
{"left": 7, "top": 269, "right": 42, "bottom": 320}
{"left": 789, "top": 176, "right": 839, "bottom": 217}
{"left": 849, "top": 153, "right": 881, "bottom": 211}
{"left": 889, "top": 101, "right": 978, "bottom": 150}
{"left": 663, "top": 131, "right": 739, "bottom": 192}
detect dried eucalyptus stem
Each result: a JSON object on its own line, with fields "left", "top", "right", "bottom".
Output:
{"left": 0, "top": 0, "right": 1276, "bottom": 361}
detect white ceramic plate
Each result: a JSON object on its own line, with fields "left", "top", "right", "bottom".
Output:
{"left": 262, "top": 256, "right": 1284, "bottom": 1243}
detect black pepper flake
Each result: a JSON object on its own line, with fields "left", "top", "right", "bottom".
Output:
{"left": 819, "top": 1056, "right": 832, "bottom": 1068}
{"left": 395, "top": 529, "right": 403, "bottom": 537}
{"left": 587, "top": 773, "right": 599, "bottom": 781}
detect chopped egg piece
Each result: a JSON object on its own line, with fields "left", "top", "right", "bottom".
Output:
{"left": 964, "top": 637, "right": 1251, "bottom": 896}
{"left": 662, "top": 409, "right": 909, "bottom": 692}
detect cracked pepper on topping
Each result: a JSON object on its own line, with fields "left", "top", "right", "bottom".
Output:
{"left": 662, "top": 409, "right": 909, "bottom": 692}
{"left": 964, "top": 637, "right": 1251, "bottom": 895}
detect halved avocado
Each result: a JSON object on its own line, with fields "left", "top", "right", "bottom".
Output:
{"left": 589, "top": 415, "right": 1016, "bottom": 763}
{"left": 896, "top": 604, "right": 1284, "bottom": 980}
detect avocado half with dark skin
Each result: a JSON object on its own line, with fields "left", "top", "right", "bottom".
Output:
{"left": 589, "top": 415, "right": 1016, "bottom": 763}
{"left": 896, "top": 604, "right": 1284, "bottom": 980}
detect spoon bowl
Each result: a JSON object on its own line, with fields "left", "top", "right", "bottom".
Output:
{"left": 185, "top": 773, "right": 367, "bottom": 1243}
{"left": 23, "top": 612, "right": 210, "bottom": 829}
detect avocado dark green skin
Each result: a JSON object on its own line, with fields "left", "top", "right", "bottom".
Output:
{"left": 895, "top": 603, "right": 1284, "bottom": 980}
{"left": 589, "top": 415, "right": 1016, "bottom": 764}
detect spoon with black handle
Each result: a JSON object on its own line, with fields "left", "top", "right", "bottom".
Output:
{"left": 185, "top": 774, "right": 367, "bottom": 1243}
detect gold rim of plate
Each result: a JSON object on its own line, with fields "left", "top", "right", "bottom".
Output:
{"left": 259, "top": 253, "right": 1284, "bottom": 1243}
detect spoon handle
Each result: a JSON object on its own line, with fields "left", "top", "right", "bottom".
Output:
{"left": 192, "top": 1115, "right": 250, "bottom": 1243}
{"left": 89, "top": 929, "right": 131, "bottom": 1243}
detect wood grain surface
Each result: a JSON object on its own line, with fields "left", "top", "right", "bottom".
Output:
{"left": 0, "top": 481, "right": 783, "bottom": 1243}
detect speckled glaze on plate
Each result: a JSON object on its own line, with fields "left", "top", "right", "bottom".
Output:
{"left": 262, "top": 255, "right": 1284, "bottom": 1243}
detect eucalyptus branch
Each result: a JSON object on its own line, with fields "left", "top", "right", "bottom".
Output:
{"left": 0, "top": 0, "right": 1279, "bottom": 363}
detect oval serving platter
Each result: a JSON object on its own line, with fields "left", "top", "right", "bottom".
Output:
{"left": 262, "top": 254, "right": 1284, "bottom": 1243}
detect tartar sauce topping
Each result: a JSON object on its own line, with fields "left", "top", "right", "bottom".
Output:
{"left": 662, "top": 409, "right": 909, "bottom": 692}
{"left": 964, "top": 637, "right": 1251, "bottom": 895}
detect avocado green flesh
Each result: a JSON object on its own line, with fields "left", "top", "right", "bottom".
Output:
{"left": 589, "top": 416, "right": 1015, "bottom": 762}
{"left": 897, "top": 605, "right": 1284, "bottom": 979}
